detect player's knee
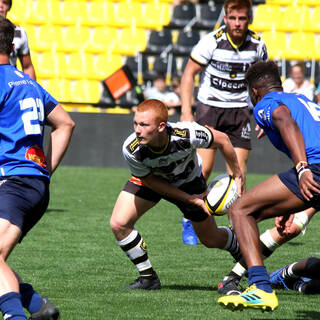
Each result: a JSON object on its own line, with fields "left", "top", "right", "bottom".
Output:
{"left": 109, "top": 215, "right": 124, "bottom": 232}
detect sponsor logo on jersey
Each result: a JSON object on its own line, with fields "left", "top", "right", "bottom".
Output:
{"left": 257, "top": 109, "right": 266, "bottom": 120}
{"left": 210, "top": 76, "right": 247, "bottom": 92}
{"left": 215, "top": 29, "right": 224, "bottom": 39}
{"left": 140, "top": 240, "right": 147, "bottom": 251}
{"left": 25, "top": 145, "right": 46, "bottom": 168}
{"left": 129, "top": 176, "right": 144, "bottom": 186}
{"left": 195, "top": 130, "right": 209, "bottom": 142}
{"left": 129, "top": 138, "right": 139, "bottom": 152}
{"left": 173, "top": 129, "right": 187, "bottom": 137}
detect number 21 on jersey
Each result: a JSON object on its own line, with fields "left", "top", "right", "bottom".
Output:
{"left": 19, "top": 97, "right": 44, "bottom": 135}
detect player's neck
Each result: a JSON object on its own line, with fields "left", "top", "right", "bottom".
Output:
{"left": 148, "top": 132, "right": 169, "bottom": 153}
{"left": 0, "top": 54, "right": 10, "bottom": 65}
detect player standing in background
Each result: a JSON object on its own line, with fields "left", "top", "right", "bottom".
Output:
{"left": 110, "top": 99, "right": 245, "bottom": 290}
{"left": 179, "top": 0, "right": 268, "bottom": 245}
{"left": 218, "top": 61, "right": 320, "bottom": 312}
{"left": 0, "top": 0, "right": 36, "bottom": 80}
{"left": 0, "top": 17, "right": 75, "bottom": 319}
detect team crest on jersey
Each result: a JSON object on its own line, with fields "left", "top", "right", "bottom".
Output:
{"left": 25, "top": 145, "right": 46, "bottom": 168}
{"left": 140, "top": 240, "right": 147, "bottom": 251}
{"left": 258, "top": 109, "right": 267, "bottom": 121}
{"left": 215, "top": 29, "right": 224, "bottom": 39}
{"left": 129, "top": 138, "right": 139, "bottom": 152}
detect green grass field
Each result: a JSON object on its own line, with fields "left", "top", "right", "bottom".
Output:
{"left": 9, "top": 166, "right": 320, "bottom": 319}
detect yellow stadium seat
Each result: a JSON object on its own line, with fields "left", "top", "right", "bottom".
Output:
{"left": 57, "top": 26, "right": 91, "bottom": 53}
{"left": 84, "top": 27, "right": 119, "bottom": 54}
{"left": 278, "top": 5, "right": 310, "bottom": 32}
{"left": 137, "top": 2, "right": 171, "bottom": 29}
{"left": 79, "top": 1, "right": 108, "bottom": 27}
{"left": 29, "top": 25, "right": 59, "bottom": 52}
{"left": 261, "top": 31, "right": 286, "bottom": 60}
{"left": 285, "top": 32, "right": 316, "bottom": 60}
{"left": 63, "top": 53, "right": 86, "bottom": 80}
{"left": 297, "top": 0, "right": 320, "bottom": 5}
{"left": 85, "top": 53, "right": 123, "bottom": 80}
{"left": 69, "top": 80, "right": 101, "bottom": 103}
{"left": 51, "top": 1, "right": 85, "bottom": 26}
{"left": 107, "top": 2, "right": 143, "bottom": 28}
{"left": 45, "top": 78, "right": 71, "bottom": 102}
{"left": 250, "top": 5, "right": 283, "bottom": 32}
{"left": 266, "top": 0, "right": 296, "bottom": 4}
{"left": 35, "top": 52, "right": 65, "bottom": 79}
{"left": 304, "top": 6, "right": 320, "bottom": 33}
{"left": 7, "top": 0, "right": 31, "bottom": 24}
{"left": 27, "top": 0, "right": 51, "bottom": 25}
{"left": 114, "top": 27, "right": 147, "bottom": 55}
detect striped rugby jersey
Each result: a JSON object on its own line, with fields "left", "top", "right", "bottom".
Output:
{"left": 191, "top": 25, "right": 268, "bottom": 109}
{"left": 123, "top": 121, "right": 213, "bottom": 187}
{"left": 10, "top": 26, "right": 30, "bottom": 67}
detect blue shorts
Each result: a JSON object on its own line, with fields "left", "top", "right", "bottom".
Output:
{"left": 0, "top": 176, "right": 50, "bottom": 242}
{"left": 278, "top": 164, "right": 320, "bottom": 210}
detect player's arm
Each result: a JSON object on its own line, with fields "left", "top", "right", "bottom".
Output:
{"left": 208, "top": 126, "right": 244, "bottom": 195}
{"left": 272, "top": 105, "right": 320, "bottom": 200}
{"left": 141, "top": 174, "right": 210, "bottom": 214}
{"left": 180, "top": 59, "right": 204, "bottom": 122}
{"left": 19, "top": 53, "right": 36, "bottom": 80}
{"left": 45, "top": 104, "right": 75, "bottom": 175}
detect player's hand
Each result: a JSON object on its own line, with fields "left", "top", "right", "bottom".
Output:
{"left": 299, "top": 169, "right": 320, "bottom": 201}
{"left": 234, "top": 175, "right": 245, "bottom": 197}
{"left": 275, "top": 214, "right": 294, "bottom": 236}
{"left": 180, "top": 112, "right": 194, "bottom": 122}
{"left": 255, "top": 124, "right": 265, "bottom": 139}
{"left": 189, "top": 192, "right": 211, "bottom": 216}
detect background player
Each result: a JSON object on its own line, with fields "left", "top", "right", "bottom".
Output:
{"left": 0, "top": 0, "right": 36, "bottom": 80}
{"left": 0, "top": 17, "right": 74, "bottom": 319}
{"left": 218, "top": 61, "right": 320, "bottom": 312}
{"left": 110, "top": 99, "right": 244, "bottom": 290}
{"left": 179, "top": 0, "right": 268, "bottom": 244}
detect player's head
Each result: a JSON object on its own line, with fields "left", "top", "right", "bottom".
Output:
{"left": 0, "top": 16, "right": 14, "bottom": 56}
{"left": 134, "top": 99, "right": 168, "bottom": 146}
{"left": 0, "top": 0, "right": 12, "bottom": 17}
{"left": 245, "top": 61, "right": 282, "bottom": 106}
{"left": 289, "top": 62, "right": 306, "bottom": 86}
{"left": 224, "top": 0, "right": 252, "bottom": 44}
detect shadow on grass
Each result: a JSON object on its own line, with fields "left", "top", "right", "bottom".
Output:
{"left": 46, "top": 208, "right": 66, "bottom": 213}
{"left": 162, "top": 284, "right": 214, "bottom": 291}
{"left": 296, "top": 310, "right": 320, "bottom": 320}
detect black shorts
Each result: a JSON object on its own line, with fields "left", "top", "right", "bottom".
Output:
{"left": 278, "top": 164, "right": 320, "bottom": 210}
{"left": 195, "top": 102, "right": 251, "bottom": 150}
{"left": 123, "top": 175, "right": 209, "bottom": 222}
{"left": 0, "top": 176, "right": 50, "bottom": 242}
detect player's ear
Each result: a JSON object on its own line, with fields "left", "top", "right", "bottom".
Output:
{"left": 158, "top": 121, "right": 166, "bottom": 132}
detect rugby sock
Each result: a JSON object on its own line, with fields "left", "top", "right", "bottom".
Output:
{"left": 248, "top": 266, "right": 273, "bottom": 293}
{"left": 283, "top": 263, "right": 299, "bottom": 279}
{"left": 220, "top": 226, "right": 240, "bottom": 259}
{"left": 19, "top": 283, "right": 42, "bottom": 314}
{"left": 117, "top": 229, "right": 154, "bottom": 277}
{"left": 0, "top": 292, "right": 27, "bottom": 319}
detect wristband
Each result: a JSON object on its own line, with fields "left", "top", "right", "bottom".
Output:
{"left": 298, "top": 167, "right": 311, "bottom": 180}
{"left": 295, "top": 161, "right": 308, "bottom": 171}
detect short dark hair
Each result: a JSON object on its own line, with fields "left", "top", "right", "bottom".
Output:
{"left": 0, "top": 16, "right": 15, "bottom": 55}
{"left": 8, "top": 0, "right": 12, "bottom": 10}
{"left": 245, "top": 61, "right": 282, "bottom": 89}
{"left": 224, "top": 0, "right": 252, "bottom": 15}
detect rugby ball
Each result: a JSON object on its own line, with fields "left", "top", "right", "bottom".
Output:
{"left": 205, "top": 174, "right": 239, "bottom": 216}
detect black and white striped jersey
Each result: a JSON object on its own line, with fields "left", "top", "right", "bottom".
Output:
{"left": 191, "top": 25, "right": 268, "bottom": 109}
{"left": 123, "top": 122, "right": 213, "bottom": 187}
{"left": 10, "top": 26, "right": 30, "bottom": 67}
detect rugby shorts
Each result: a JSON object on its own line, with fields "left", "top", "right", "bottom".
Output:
{"left": 0, "top": 176, "right": 50, "bottom": 242}
{"left": 195, "top": 102, "right": 252, "bottom": 150}
{"left": 278, "top": 164, "right": 320, "bottom": 210}
{"left": 122, "top": 175, "right": 209, "bottom": 222}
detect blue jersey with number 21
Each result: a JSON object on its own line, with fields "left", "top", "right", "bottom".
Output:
{"left": 0, "top": 65, "right": 58, "bottom": 178}
{"left": 254, "top": 91, "right": 320, "bottom": 164}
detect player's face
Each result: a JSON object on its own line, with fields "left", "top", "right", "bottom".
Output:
{"left": 0, "top": 0, "right": 10, "bottom": 17}
{"left": 133, "top": 110, "right": 161, "bottom": 146}
{"left": 224, "top": 7, "right": 250, "bottom": 44}
{"left": 290, "top": 66, "right": 304, "bottom": 86}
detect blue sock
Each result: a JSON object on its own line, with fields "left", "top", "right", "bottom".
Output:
{"left": 248, "top": 266, "right": 273, "bottom": 293}
{"left": 0, "top": 292, "right": 27, "bottom": 319}
{"left": 19, "top": 283, "right": 42, "bottom": 314}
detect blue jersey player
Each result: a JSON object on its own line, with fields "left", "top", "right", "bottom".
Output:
{"left": 218, "top": 61, "right": 320, "bottom": 312}
{"left": 0, "top": 17, "right": 75, "bottom": 320}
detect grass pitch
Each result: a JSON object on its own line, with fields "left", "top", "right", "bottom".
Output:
{"left": 9, "top": 166, "right": 320, "bottom": 319}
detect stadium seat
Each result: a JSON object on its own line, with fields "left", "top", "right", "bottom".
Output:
{"left": 64, "top": 53, "right": 86, "bottom": 80}
{"left": 51, "top": 1, "right": 85, "bottom": 26}
{"left": 7, "top": 0, "right": 31, "bottom": 24}
{"left": 27, "top": 0, "right": 51, "bottom": 25}
{"left": 79, "top": 1, "right": 109, "bottom": 27}
{"left": 297, "top": 0, "right": 320, "bottom": 5}
{"left": 70, "top": 80, "right": 101, "bottom": 104}
{"left": 145, "top": 29, "right": 172, "bottom": 54}
{"left": 169, "top": 1, "right": 197, "bottom": 28}
{"left": 261, "top": 31, "right": 286, "bottom": 60}
{"left": 125, "top": 55, "right": 151, "bottom": 83}
{"left": 250, "top": 5, "right": 282, "bottom": 32}
{"left": 42, "top": 78, "right": 71, "bottom": 102}
{"left": 35, "top": 52, "right": 65, "bottom": 79}
{"left": 108, "top": 2, "right": 143, "bottom": 28}
{"left": 173, "top": 30, "right": 200, "bottom": 56}
{"left": 31, "top": 25, "right": 62, "bottom": 52}
{"left": 278, "top": 5, "right": 310, "bottom": 32}
{"left": 57, "top": 26, "right": 91, "bottom": 53}
{"left": 285, "top": 32, "right": 316, "bottom": 60}
{"left": 150, "top": 54, "right": 178, "bottom": 81}
{"left": 137, "top": 2, "right": 171, "bottom": 29}
{"left": 85, "top": 27, "right": 119, "bottom": 54}
{"left": 265, "top": 0, "right": 294, "bottom": 4}
{"left": 114, "top": 28, "right": 147, "bottom": 56}
{"left": 195, "top": 3, "right": 223, "bottom": 30}
{"left": 304, "top": 6, "right": 320, "bottom": 33}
